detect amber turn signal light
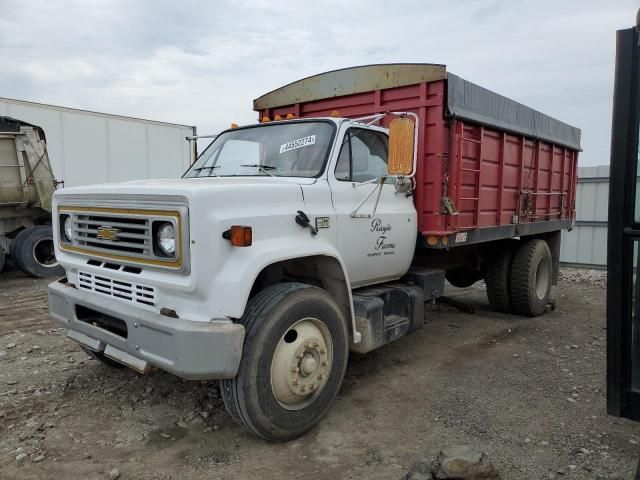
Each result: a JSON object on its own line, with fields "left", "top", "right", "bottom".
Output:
{"left": 222, "top": 226, "right": 252, "bottom": 247}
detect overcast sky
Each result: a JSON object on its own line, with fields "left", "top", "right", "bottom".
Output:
{"left": 0, "top": 0, "right": 637, "bottom": 166}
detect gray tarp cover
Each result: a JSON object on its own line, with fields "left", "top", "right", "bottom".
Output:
{"left": 447, "top": 73, "right": 581, "bottom": 150}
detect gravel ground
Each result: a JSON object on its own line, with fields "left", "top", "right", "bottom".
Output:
{"left": 0, "top": 267, "right": 637, "bottom": 480}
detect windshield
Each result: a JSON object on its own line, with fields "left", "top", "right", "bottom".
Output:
{"left": 184, "top": 121, "right": 336, "bottom": 178}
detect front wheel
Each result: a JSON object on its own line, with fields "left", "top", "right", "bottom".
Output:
{"left": 220, "top": 282, "right": 349, "bottom": 441}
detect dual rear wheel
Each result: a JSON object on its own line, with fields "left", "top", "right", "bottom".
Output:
{"left": 11, "top": 225, "right": 64, "bottom": 277}
{"left": 485, "top": 238, "right": 553, "bottom": 317}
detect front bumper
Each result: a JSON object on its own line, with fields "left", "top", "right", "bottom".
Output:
{"left": 48, "top": 279, "right": 244, "bottom": 380}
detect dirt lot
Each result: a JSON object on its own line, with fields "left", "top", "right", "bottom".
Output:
{"left": 0, "top": 268, "right": 637, "bottom": 480}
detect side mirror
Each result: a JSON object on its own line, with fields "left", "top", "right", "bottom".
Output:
{"left": 387, "top": 117, "right": 415, "bottom": 176}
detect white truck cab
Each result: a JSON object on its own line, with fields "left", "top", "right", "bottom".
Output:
{"left": 49, "top": 115, "right": 428, "bottom": 440}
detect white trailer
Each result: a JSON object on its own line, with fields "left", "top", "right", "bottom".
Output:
{"left": 0, "top": 97, "right": 196, "bottom": 188}
{"left": 0, "top": 97, "right": 196, "bottom": 276}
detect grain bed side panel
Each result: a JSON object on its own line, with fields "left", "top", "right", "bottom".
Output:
{"left": 259, "top": 80, "right": 578, "bottom": 241}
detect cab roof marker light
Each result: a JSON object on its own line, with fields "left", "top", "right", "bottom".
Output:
{"left": 286, "top": 113, "right": 296, "bottom": 119}
{"left": 274, "top": 114, "right": 282, "bottom": 121}
{"left": 330, "top": 110, "right": 341, "bottom": 117}
{"left": 262, "top": 116, "right": 271, "bottom": 123}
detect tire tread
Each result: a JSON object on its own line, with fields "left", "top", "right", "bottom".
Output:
{"left": 220, "top": 282, "right": 311, "bottom": 438}
{"left": 485, "top": 247, "right": 513, "bottom": 312}
{"left": 510, "top": 239, "right": 551, "bottom": 317}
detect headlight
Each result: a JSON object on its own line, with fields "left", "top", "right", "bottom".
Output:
{"left": 63, "top": 215, "right": 73, "bottom": 242}
{"left": 156, "top": 222, "right": 176, "bottom": 256}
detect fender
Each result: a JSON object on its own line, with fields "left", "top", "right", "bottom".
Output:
{"left": 210, "top": 236, "right": 361, "bottom": 343}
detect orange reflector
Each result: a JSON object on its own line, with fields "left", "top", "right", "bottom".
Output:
{"left": 262, "top": 116, "right": 270, "bottom": 123}
{"left": 441, "top": 235, "right": 449, "bottom": 246}
{"left": 426, "top": 235, "right": 438, "bottom": 246}
{"left": 330, "top": 110, "right": 341, "bottom": 117}
{"left": 230, "top": 123, "right": 239, "bottom": 129}
{"left": 230, "top": 226, "right": 252, "bottom": 247}
{"left": 286, "top": 113, "right": 295, "bottom": 119}
{"left": 274, "top": 114, "right": 282, "bottom": 121}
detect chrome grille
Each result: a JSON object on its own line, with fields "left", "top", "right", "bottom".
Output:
{"left": 77, "top": 270, "right": 156, "bottom": 307}
{"left": 74, "top": 214, "right": 151, "bottom": 256}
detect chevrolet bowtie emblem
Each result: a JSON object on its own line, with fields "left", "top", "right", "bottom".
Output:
{"left": 96, "top": 226, "right": 119, "bottom": 241}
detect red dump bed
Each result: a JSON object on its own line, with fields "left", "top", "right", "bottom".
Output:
{"left": 254, "top": 64, "right": 580, "bottom": 246}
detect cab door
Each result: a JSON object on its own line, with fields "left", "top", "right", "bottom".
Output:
{"left": 608, "top": 17, "right": 640, "bottom": 421}
{"left": 328, "top": 125, "right": 416, "bottom": 287}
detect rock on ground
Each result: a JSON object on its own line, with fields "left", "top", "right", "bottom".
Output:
{"left": 405, "top": 445, "right": 499, "bottom": 480}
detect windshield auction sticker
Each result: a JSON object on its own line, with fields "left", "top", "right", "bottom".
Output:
{"left": 279, "top": 135, "right": 316, "bottom": 154}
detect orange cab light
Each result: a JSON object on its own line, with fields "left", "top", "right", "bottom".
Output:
{"left": 230, "top": 123, "right": 239, "bottom": 129}
{"left": 274, "top": 114, "right": 282, "bottom": 121}
{"left": 286, "top": 113, "right": 296, "bottom": 119}
{"left": 330, "top": 110, "right": 341, "bottom": 117}
{"left": 229, "top": 225, "right": 252, "bottom": 247}
{"left": 262, "top": 116, "right": 271, "bottom": 123}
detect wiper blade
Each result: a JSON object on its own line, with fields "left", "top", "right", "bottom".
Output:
{"left": 191, "top": 165, "right": 220, "bottom": 177}
{"left": 193, "top": 166, "right": 220, "bottom": 172}
{"left": 240, "top": 164, "right": 276, "bottom": 169}
{"left": 240, "top": 164, "right": 276, "bottom": 177}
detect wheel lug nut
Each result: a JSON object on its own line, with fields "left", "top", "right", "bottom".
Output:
{"left": 321, "top": 361, "right": 328, "bottom": 367}
{"left": 317, "top": 374, "right": 323, "bottom": 380}
{"left": 319, "top": 349, "right": 326, "bottom": 354}
{"left": 291, "top": 366, "right": 299, "bottom": 373}
{"left": 297, "top": 352, "right": 304, "bottom": 359}
{"left": 292, "top": 380, "right": 298, "bottom": 386}
{"left": 300, "top": 385, "right": 306, "bottom": 392}
{"left": 313, "top": 342, "right": 319, "bottom": 348}
{"left": 309, "top": 383, "right": 315, "bottom": 390}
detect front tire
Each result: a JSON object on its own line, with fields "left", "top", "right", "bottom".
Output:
{"left": 220, "top": 282, "right": 349, "bottom": 441}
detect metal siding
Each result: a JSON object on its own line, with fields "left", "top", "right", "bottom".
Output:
{"left": 61, "top": 111, "right": 109, "bottom": 186}
{"left": 560, "top": 166, "right": 609, "bottom": 268}
{"left": 0, "top": 98, "right": 194, "bottom": 187}
{"left": 147, "top": 124, "right": 187, "bottom": 178}
{"left": 107, "top": 119, "right": 147, "bottom": 182}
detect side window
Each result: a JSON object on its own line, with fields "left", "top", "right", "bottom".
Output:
{"left": 335, "top": 129, "right": 388, "bottom": 182}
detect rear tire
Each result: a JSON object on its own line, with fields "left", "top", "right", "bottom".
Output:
{"left": 11, "top": 226, "right": 64, "bottom": 277}
{"left": 0, "top": 245, "right": 5, "bottom": 272}
{"left": 510, "top": 239, "right": 552, "bottom": 317}
{"left": 485, "top": 247, "right": 514, "bottom": 313}
{"left": 220, "top": 282, "right": 349, "bottom": 441}
{"left": 81, "top": 347, "right": 126, "bottom": 369}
